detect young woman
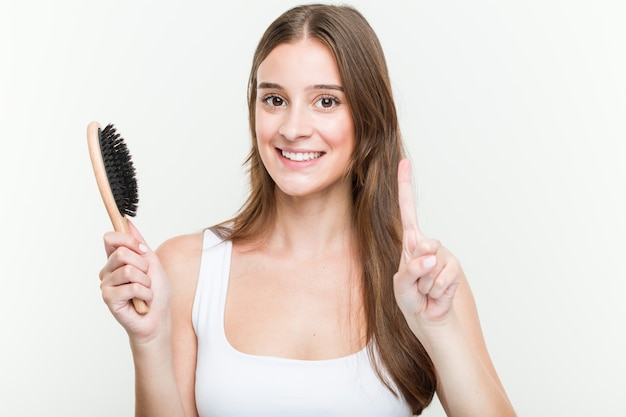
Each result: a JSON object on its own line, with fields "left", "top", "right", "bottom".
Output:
{"left": 99, "top": 4, "right": 516, "bottom": 416}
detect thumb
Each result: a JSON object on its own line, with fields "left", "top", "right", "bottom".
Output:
{"left": 126, "top": 219, "right": 151, "bottom": 254}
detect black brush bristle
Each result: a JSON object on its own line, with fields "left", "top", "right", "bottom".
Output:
{"left": 98, "top": 124, "right": 139, "bottom": 217}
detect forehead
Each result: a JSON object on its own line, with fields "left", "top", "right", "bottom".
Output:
{"left": 257, "top": 39, "right": 342, "bottom": 85}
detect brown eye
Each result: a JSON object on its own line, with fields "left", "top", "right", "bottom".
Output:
{"left": 315, "top": 96, "right": 339, "bottom": 109}
{"left": 263, "top": 95, "right": 286, "bottom": 107}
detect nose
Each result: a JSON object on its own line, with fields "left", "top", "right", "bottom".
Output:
{"left": 278, "top": 104, "right": 313, "bottom": 141}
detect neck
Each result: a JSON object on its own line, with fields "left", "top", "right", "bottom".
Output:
{"left": 269, "top": 183, "right": 354, "bottom": 258}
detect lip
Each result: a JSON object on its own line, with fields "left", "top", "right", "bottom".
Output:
{"left": 279, "top": 146, "right": 324, "bottom": 154}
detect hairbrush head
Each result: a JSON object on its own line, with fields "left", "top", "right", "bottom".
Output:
{"left": 98, "top": 124, "right": 139, "bottom": 218}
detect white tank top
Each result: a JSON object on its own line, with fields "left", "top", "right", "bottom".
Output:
{"left": 192, "top": 230, "right": 413, "bottom": 417}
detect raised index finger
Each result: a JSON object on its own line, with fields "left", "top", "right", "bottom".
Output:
{"left": 398, "top": 159, "right": 423, "bottom": 245}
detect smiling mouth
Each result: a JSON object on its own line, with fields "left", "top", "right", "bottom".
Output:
{"left": 281, "top": 150, "right": 324, "bottom": 162}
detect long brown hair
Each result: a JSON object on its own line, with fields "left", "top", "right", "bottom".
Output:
{"left": 212, "top": 4, "right": 436, "bottom": 414}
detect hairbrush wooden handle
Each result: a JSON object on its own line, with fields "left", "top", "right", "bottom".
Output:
{"left": 87, "top": 122, "right": 149, "bottom": 315}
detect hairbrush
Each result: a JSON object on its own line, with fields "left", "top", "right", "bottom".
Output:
{"left": 87, "top": 122, "right": 149, "bottom": 314}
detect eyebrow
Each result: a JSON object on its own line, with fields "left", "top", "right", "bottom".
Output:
{"left": 257, "top": 82, "right": 344, "bottom": 92}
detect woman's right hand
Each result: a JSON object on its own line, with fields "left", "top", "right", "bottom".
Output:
{"left": 99, "top": 221, "right": 172, "bottom": 345}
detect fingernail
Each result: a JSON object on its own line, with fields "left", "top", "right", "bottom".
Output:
{"left": 138, "top": 243, "right": 149, "bottom": 254}
{"left": 423, "top": 256, "right": 436, "bottom": 269}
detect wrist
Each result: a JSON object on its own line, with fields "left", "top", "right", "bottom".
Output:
{"left": 129, "top": 318, "right": 173, "bottom": 354}
{"left": 409, "top": 309, "right": 464, "bottom": 352}
{"left": 129, "top": 332, "right": 175, "bottom": 379}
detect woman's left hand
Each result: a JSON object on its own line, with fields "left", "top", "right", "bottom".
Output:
{"left": 393, "top": 159, "right": 463, "bottom": 330}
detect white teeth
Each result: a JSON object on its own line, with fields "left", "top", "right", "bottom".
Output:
{"left": 281, "top": 150, "right": 323, "bottom": 161}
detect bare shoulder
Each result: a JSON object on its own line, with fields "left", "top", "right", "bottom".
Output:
{"left": 156, "top": 232, "right": 204, "bottom": 267}
{"left": 155, "top": 232, "right": 204, "bottom": 302}
{"left": 156, "top": 232, "right": 203, "bottom": 275}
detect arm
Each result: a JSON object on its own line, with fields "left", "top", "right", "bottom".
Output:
{"left": 393, "top": 159, "right": 515, "bottom": 417}
{"left": 100, "top": 223, "right": 201, "bottom": 417}
{"left": 155, "top": 234, "right": 202, "bottom": 417}
{"left": 413, "top": 268, "right": 513, "bottom": 416}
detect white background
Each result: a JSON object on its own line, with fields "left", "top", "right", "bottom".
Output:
{"left": 1, "top": 0, "right": 625, "bottom": 415}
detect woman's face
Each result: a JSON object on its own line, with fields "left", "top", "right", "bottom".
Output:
{"left": 255, "top": 38, "right": 355, "bottom": 200}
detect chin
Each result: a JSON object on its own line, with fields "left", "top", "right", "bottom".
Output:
{"left": 274, "top": 183, "right": 319, "bottom": 198}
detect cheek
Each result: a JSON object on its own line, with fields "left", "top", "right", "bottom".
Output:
{"left": 254, "top": 110, "right": 276, "bottom": 168}
{"left": 321, "top": 115, "right": 355, "bottom": 149}
{"left": 254, "top": 109, "right": 276, "bottom": 144}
